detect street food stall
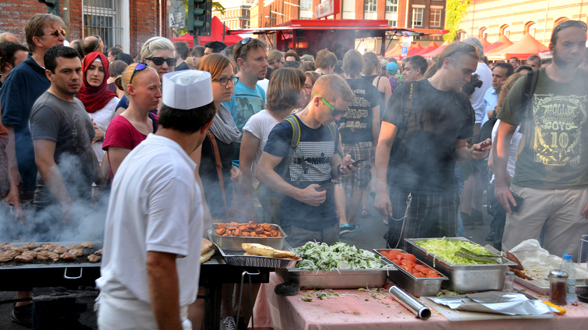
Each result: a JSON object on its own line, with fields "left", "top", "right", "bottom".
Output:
{"left": 228, "top": 19, "right": 448, "bottom": 58}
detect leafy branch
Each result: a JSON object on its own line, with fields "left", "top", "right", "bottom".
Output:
{"left": 444, "top": 0, "right": 470, "bottom": 42}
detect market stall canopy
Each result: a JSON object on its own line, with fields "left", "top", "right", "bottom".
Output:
{"left": 385, "top": 44, "right": 402, "bottom": 58}
{"left": 480, "top": 38, "right": 491, "bottom": 47}
{"left": 421, "top": 40, "right": 451, "bottom": 59}
{"left": 415, "top": 41, "right": 439, "bottom": 56}
{"left": 483, "top": 35, "right": 513, "bottom": 54}
{"left": 486, "top": 34, "right": 548, "bottom": 60}
{"left": 406, "top": 43, "right": 424, "bottom": 57}
{"left": 171, "top": 16, "right": 243, "bottom": 47}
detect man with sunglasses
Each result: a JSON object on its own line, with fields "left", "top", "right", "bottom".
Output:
{"left": 223, "top": 37, "right": 268, "bottom": 166}
{"left": 375, "top": 42, "right": 491, "bottom": 250}
{"left": 257, "top": 75, "right": 358, "bottom": 247}
{"left": 494, "top": 20, "right": 588, "bottom": 259}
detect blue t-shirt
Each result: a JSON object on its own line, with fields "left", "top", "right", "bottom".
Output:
{"left": 222, "top": 81, "right": 266, "bottom": 165}
{"left": 0, "top": 54, "right": 50, "bottom": 191}
{"left": 263, "top": 115, "right": 337, "bottom": 231}
{"left": 481, "top": 87, "right": 498, "bottom": 127}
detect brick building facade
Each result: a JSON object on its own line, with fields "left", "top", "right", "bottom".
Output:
{"left": 0, "top": 0, "right": 170, "bottom": 57}
{"left": 459, "top": 0, "right": 588, "bottom": 45}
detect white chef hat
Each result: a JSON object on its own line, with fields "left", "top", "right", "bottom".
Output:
{"left": 162, "top": 70, "right": 214, "bottom": 110}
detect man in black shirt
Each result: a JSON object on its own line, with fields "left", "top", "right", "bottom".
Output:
{"left": 374, "top": 42, "right": 491, "bottom": 249}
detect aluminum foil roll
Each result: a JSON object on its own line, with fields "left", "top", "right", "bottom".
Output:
{"left": 389, "top": 286, "right": 431, "bottom": 320}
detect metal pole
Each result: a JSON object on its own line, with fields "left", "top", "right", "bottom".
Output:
{"left": 223, "top": 23, "right": 226, "bottom": 43}
{"left": 197, "top": 29, "right": 200, "bottom": 47}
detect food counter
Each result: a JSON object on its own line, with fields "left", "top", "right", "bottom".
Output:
{"left": 252, "top": 273, "right": 588, "bottom": 330}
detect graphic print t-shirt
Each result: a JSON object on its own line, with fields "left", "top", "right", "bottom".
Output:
{"left": 339, "top": 78, "right": 380, "bottom": 144}
{"left": 263, "top": 115, "right": 337, "bottom": 231}
{"left": 498, "top": 68, "right": 588, "bottom": 189}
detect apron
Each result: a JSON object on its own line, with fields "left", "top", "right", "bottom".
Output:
{"left": 97, "top": 292, "right": 192, "bottom": 330}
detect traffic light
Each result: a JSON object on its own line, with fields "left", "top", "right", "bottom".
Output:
{"left": 188, "top": 0, "right": 212, "bottom": 37}
{"left": 38, "top": 0, "right": 60, "bottom": 16}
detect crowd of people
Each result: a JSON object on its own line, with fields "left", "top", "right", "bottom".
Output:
{"left": 1, "top": 12, "right": 588, "bottom": 330}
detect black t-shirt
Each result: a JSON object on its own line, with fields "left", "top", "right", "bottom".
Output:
{"left": 200, "top": 133, "right": 235, "bottom": 219}
{"left": 382, "top": 80, "right": 474, "bottom": 193}
{"left": 175, "top": 62, "right": 190, "bottom": 71}
{"left": 339, "top": 78, "right": 380, "bottom": 144}
{"left": 264, "top": 115, "right": 337, "bottom": 231}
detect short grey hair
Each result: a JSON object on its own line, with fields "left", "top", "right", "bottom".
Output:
{"left": 463, "top": 37, "right": 485, "bottom": 58}
{"left": 140, "top": 36, "right": 174, "bottom": 61}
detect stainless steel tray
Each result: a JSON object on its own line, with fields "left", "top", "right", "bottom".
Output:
{"left": 276, "top": 260, "right": 395, "bottom": 289}
{"left": 210, "top": 223, "right": 286, "bottom": 250}
{"left": 374, "top": 249, "right": 448, "bottom": 297}
{"left": 207, "top": 230, "right": 299, "bottom": 268}
{"left": 405, "top": 237, "right": 516, "bottom": 292}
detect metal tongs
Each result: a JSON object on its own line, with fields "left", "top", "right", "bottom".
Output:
{"left": 455, "top": 247, "right": 504, "bottom": 264}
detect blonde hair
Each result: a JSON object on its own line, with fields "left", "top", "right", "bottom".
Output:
{"left": 114, "top": 63, "right": 158, "bottom": 97}
{"left": 312, "top": 75, "right": 354, "bottom": 104}
{"left": 140, "top": 37, "right": 175, "bottom": 61}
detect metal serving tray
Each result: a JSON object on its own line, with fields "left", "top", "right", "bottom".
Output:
{"left": 405, "top": 237, "right": 516, "bottom": 292}
{"left": 374, "top": 249, "right": 448, "bottom": 297}
{"left": 276, "top": 260, "right": 395, "bottom": 289}
{"left": 210, "top": 223, "right": 287, "bottom": 250}
{"left": 207, "top": 230, "right": 299, "bottom": 268}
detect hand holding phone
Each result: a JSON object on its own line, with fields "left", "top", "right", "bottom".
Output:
{"left": 478, "top": 141, "right": 492, "bottom": 149}
{"left": 348, "top": 159, "right": 367, "bottom": 168}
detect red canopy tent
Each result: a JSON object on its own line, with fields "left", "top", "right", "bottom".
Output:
{"left": 415, "top": 41, "right": 439, "bottom": 56}
{"left": 405, "top": 43, "right": 424, "bottom": 57}
{"left": 385, "top": 44, "right": 402, "bottom": 58}
{"left": 421, "top": 40, "right": 451, "bottom": 59}
{"left": 172, "top": 16, "right": 243, "bottom": 48}
{"left": 480, "top": 38, "right": 491, "bottom": 47}
{"left": 483, "top": 35, "right": 512, "bottom": 54}
{"left": 487, "top": 34, "right": 548, "bottom": 60}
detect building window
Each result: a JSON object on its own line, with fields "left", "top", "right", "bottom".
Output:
{"left": 300, "top": 0, "right": 312, "bottom": 10}
{"left": 525, "top": 21, "right": 536, "bottom": 37}
{"left": 83, "top": 0, "right": 122, "bottom": 49}
{"left": 479, "top": 27, "right": 488, "bottom": 39}
{"left": 365, "top": 0, "right": 377, "bottom": 13}
{"left": 412, "top": 8, "right": 423, "bottom": 27}
{"left": 430, "top": 8, "right": 442, "bottom": 27}
{"left": 386, "top": 0, "right": 398, "bottom": 13}
{"left": 388, "top": 20, "right": 397, "bottom": 27}
{"left": 500, "top": 24, "right": 511, "bottom": 38}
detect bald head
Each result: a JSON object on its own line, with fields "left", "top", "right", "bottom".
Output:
{"left": 82, "top": 35, "right": 103, "bottom": 56}
{"left": 0, "top": 32, "right": 18, "bottom": 44}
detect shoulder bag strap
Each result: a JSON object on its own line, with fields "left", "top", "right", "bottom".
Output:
{"left": 207, "top": 130, "right": 228, "bottom": 213}
{"left": 283, "top": 115, "right": 307, "bottom": 185}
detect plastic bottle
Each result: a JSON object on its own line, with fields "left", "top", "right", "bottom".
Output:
{"left": 560, "top": 254, "right": 576, "bottom": 302}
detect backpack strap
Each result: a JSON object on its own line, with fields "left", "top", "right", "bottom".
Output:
{"left": 520, "top": 70, "right": 539, "bottom": 131}
{"left": 283, "top": 115, "right": 308, "bottom": 185}
{"left": 327, "top": 122, "right": 341, "bottom": 157}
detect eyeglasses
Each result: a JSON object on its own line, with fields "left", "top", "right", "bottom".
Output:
{"left": 316, "top": 94, "right": 345, "bottom": 116}
{"left": 213, "top": 76, "right": 239, "bottom": 86}
{"left": 145, "top": 56, "right": 177, "bottom": 67}
{"left": 552, "top": 20, "right": 588, "bottom": 39}
{"left": 130, "top": 62, "right": 149, "bottom": 84}
{"left": 47, "top": 29, "right": 66, "bottom": 37}
{"left": 93, "top": 35, "right": 102, "bottom": 52}
{"left": 236, "top": 37, "right": 253, "bottom": 59}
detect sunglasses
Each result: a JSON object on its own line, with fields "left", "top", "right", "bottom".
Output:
{"left": 213, "top": 76, "right": 239, "bottom": 86}
{"left": 145, "top": 56, "right": 177, "bottom": 67}
{"left": 93, "top": 35, "right": 102, "bottom": 52}
{"left": 48, "top": 29, "right": 66, "bottom": 37}
{"left": 236, "top": 37, "right": 253, "bottom": 59}
{"left": 316, "top": 94, "right": 345, "bottom": 116}
{"left": 130, "top": 62, "right": 149, "bottom": 84}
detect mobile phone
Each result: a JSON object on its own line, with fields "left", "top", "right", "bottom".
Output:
{"left": 315, "top": 182, "right": 333, "bottom": 192}
{"left": 349, "top": 159, "right": 367, "bottom": 167}
{"left": 508, "top": 192, "right": 524, "bottom": 212}
{"left": 478, "top": 141, "right": 492, "bottom": 149}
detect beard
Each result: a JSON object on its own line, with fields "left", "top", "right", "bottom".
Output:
{"left": 553, "top": 48, "right": 583, "bottom": 69}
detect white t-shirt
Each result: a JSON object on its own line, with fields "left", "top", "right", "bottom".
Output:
{"left": 491, "top": 119, "right": 522, "bottom": 182}
{"left": 471, "top": 62, "right": 493, "bottom": 123}
{"left": 97, "top": 134, "right": 203, "bottom": 307}
{"left": 257, "top": 78, "right": 269, "bottom": 97}
{"left": 242, "top": 110, "right": 280, "bottom": 177}
{"left": 87, "top": 97, "right": 119, "bottom": 166}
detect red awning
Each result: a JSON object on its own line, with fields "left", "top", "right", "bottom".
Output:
{"left": 421, "top": 40, "right": 451, "bottom": 59}
{"left": 480, "top": 38, "right": 491, "bottom": 47}
{"left": 384, "top": 44, "right": 402, "bottom": 58}
{"left": 415, "top": 41, "right": 439, "bottom": 56}
{"left": 172, "top": 16, "right": 243, "bottom": 47}
{"left": 483, "top": 35, "right": 512, "bottom": 54}
{"left": 487, "top": 34, "right": 548, "bottom": 60}
{"left": 406, "top": 43, "right": 424, "bottom": 56}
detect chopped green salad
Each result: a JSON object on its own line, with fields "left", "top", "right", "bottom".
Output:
{"left": 294, "top": 242, "right": 385, "bottom": 271}
{"left": 416, "top": 238, "right": 494, "bottom": 265}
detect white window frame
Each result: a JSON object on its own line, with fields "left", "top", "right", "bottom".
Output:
{"left": 300, "top": 0, "right": 313, "bottom": 10}
{"left": 412, "top": 7, "right": 424, "bottom": 28}
{"left": 430, "top": 7, "right": 442, "bottom": 28}
{"left": 365, "top": 0, "right": 377, "bottom": 13}
{"left": 83, "top": 0, "right": 129, "bottom": 51}
{"left": 386, "top": 0, "right": 398, "bottom": 13}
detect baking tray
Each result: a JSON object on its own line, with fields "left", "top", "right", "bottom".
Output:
{"left": 210, "top": 223, "right": 286, "bottom": 250}
{"left": 374, "top": 249, "right": 448, "bottom": 297}
{"left": 405, "top": 237, "right": 517, "bottom": 292}
{"left": 276, "top": 260, "right": 395, "bottom": 289}
{"left": 207, "top": 230, "right": 299, "bottom": 268}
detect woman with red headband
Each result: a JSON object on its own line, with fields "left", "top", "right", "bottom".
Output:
{"left": 78, "top": 52, "right": 119, "bottom": 167}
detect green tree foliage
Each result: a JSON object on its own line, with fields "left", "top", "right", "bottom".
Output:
{"left": 175, "top": 0, "right": 226, "bottom": 36}
{"left": 444, "top": 0, "right": 470, "bottom": 42}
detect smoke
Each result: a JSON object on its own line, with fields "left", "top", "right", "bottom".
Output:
{"left": 0, "top": 153, "right": 108, "bottom": 243}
